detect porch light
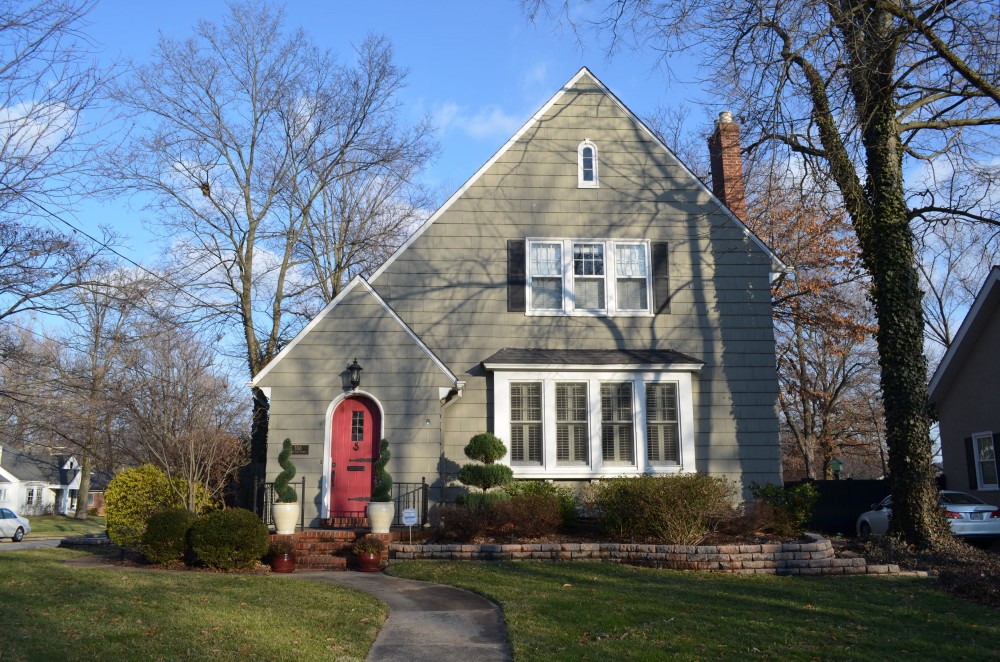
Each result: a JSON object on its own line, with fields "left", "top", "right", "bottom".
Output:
{"left": 348, "top": 358, "right": 363, "bottom": 390}
{"left": 831, "top": 458, "right": 843, "bottom": 480}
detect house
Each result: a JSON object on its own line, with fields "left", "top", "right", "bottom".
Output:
{"left": 0, "top": 446, "right": 110, "bottom": 516}
{"left": 930, "top": 266, "right": 1000, "bottom": 506}
{"left": 251, "top": 68, "right": 786, "bottom": 527}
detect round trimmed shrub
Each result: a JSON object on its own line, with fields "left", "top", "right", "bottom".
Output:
{"left": 457, "top": 463, "right": 514, "bottom": 492}
{"left": 464, "top": 433, "right": 507, "bottom": 464}
{"left": 105, "top": 465, "right": 184, "bottom": 549}
{"left": 189, "top": 508, "right": 269, "bottom": 570}
{"left": 141, "top": 508, "right": 196, "bottom": 565}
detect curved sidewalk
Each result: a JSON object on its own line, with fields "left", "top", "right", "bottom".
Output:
{"left": 285, "top": 570, "right": 511, "bottom": 662}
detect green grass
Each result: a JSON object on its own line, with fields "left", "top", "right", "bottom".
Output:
{"left": 0, "top": 548, "right": 386, "bottom": 661}
{"left": 389, "top": 561, "right": 1000, "bottom": 661}
{"left": 26, "top": 515, "right": 107, "bottom": 537}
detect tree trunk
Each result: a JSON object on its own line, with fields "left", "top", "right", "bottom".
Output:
{"left": 74, "top": 454, "right": 91, "bottom": 520}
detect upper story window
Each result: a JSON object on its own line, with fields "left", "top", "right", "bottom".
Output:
{"left": 578, "top": 140, "right": 598, "bottom": 188}
{"left": 972, "top": 432, "right": 999, "bottom": 490}
{"left": 526, "top": 239, "right": 651, "bottom": 316}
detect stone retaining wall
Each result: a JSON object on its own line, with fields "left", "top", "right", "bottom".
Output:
{"left": 390, "top": 534, "right": 900, "bottom": 576}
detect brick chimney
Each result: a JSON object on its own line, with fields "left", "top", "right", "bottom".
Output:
{"left": 707, "top": 111, "right": 747, "bottom": 222}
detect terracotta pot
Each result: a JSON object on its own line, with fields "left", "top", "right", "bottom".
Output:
{"left": 271, "top": 552, "right": 296, "bottom": 573}
{"left": 356, "top": 552, "right": 382, "bottom": 572}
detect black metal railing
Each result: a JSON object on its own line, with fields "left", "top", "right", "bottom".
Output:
{"left": 257, "top": 476, "right": 306, "bottom": 531}
{"left": 393, "top": 478, "right": 429, "bottom": 527}
{"left": 256, "top": 475, "right": 429, "bottom": 530}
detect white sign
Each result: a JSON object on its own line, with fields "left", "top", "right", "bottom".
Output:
{"left": 402, "top": 508, "right": 418, "bottom": 526}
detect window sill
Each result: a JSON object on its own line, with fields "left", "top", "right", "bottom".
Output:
{"left": 523, "top": 310, "right": 655, "bottom": 318}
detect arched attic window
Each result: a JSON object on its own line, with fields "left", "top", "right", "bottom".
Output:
{"left": 578, "top": 140, "right": 598, "bottom": 188}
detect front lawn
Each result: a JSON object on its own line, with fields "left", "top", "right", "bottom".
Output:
{"left": 0, "top": 548, "right": 386, "bottom": 661}
{"left": 389, "top": 561, "right": 1000, "bottom": 661}
{"left": 26, "top": 515, "right": 107, "bottom": 537}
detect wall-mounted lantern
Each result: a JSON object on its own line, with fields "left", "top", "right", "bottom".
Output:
{"left": 831, "top": 457, "right": 844, "bottom": 480}
{"left": 348, "top": 358, "right": 363, "bottom": 390}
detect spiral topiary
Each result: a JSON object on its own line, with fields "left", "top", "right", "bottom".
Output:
{"left": 274, "top": 438, "right": 297, "bottom": 503}
{"left": 371, "top": 438, "right": 393, "bottom": 502}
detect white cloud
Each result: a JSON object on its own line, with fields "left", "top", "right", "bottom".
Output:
{"left": 432, "top": 102, "right": 523, "bottom": 140}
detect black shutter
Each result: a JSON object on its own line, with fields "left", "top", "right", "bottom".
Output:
{"left": 508, "top": 240, "right": 526, "bottom": 312}
{"left": 966, "top": 437, "right": 979, "bottom": 489}
{"left": 652, "top": 242, "right": 670, "bottom": 313}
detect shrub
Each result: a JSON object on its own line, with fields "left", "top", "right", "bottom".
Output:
{"left": 457, "top": 464, "right": 514, "bottom": 492}
{"left": 141, "top": 508, "right": 196, "bottom": 565}
{"left": 269, "top": 538, "right": 296, "bottom": 556}
{"left": 490, "top": 494, "right": 562, "bottom": 538}
{"left": 749, "top": 481, "right": 820, "bottom": 536}
{"left": 105, "top": 465, "right": 185, "bottom": 549}
{"left": 371, "top": 438, "right": 393, "bottom": 502}
{"left": 592, "top": 473, "right": 736, "bottom": 545}
{"left": 502, "top": 480, "right": 577, "bottom": 526}
{"left": 188, "top": 508, "right": 270, "bottom": 570}
{"left": 437, "top": 503, "right": 487, "bottom": 542}
{"left": 455, "top": 490, "right": 509, "bottom": 512}
{"left": 464, "top": 433, "right": 507, "bottom": 464}
{"left": 273, "top": 439, "right": 297, "bottom": 503}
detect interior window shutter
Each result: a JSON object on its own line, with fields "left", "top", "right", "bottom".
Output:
{"left": 652, "top": 242, "right": 670, "bottom": 313}
{"left": 966, "top": 437, "right": 979, "bottom": 489}
{"left": 508, "top": 240, "right": 526, "bottom": 312}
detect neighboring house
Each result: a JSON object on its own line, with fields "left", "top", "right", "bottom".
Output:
{"left": 251, "top": 68, "right": 786, "bottom": 527}
{"left": 930, "top": 266, "right": 1000, "bottom": 506}
{"left": 0, "top": 446, "right": 110, "bottom": 516}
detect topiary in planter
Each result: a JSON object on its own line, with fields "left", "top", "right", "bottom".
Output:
{"left": 371, "top": 438, "right": 393, "bottom": 502}
{"left": 189, "top": 508, "right": 270, "bottom": 570}
{"left": 273, "top": 438, "right": 297, "bottom": 503}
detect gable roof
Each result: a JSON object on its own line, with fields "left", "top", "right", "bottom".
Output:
{"left": 250, "top": 276, "right": 458, "bottom": 388}
{"left": 929, "top": 266, "right": 1000, "bottom": 402}
{"left": 368, "top": 66, "right": 787, "bottom": 286}
{"left": 0, "top": 448, "right": 72, "bottom": 485}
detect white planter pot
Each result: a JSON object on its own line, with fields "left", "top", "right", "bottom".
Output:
{"left": 272, "top": 502, "right": 300, "bottom": 535}
{"left": 367, "top": 501, "right": 395, "bottom": 534}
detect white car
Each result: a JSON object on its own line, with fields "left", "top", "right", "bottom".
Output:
{"left": 856, "top": 491, "right": 1000, "bottom": 540}
{"left": 0, "top": 507, "right": 30, "bottom": 542}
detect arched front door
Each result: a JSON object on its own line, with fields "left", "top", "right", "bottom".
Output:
{"left": 330, "top": 396, "right": 381, "bottom": 518}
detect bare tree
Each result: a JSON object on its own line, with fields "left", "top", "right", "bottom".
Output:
{"left": 106, "top": 1, "right": 435, "bottom": 482}
{"left": 526, "top": 0, "right": 1000, "bottom": 546}
{"left": 122, "top": 327, "right": 248, "bottom": 513}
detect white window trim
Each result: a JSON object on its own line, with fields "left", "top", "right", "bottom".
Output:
{"left": 578, "top": 140, "right": 599, "bottom": 188}
{"left": 973, "top": 431, "right": 999, "bottom": 491}
{"left": 525, "top": 238, "right": 653, "bottom": 317}
{"left": 493, "top": 368, "right": 695, "bottom": 479}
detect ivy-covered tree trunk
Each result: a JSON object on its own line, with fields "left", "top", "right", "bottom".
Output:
{"left": 838, "top": 1, "right": 950, "bottom": 546}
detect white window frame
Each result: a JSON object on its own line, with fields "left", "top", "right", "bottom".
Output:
{"left": 973, "top": 432, "right": 999, "bottom": 491}
{"left": 493, "top": 368, "right": 696, "bottom": 479}
{"left": 0, "top": 488, "right": 6, "bottom": 502}
{"left": 578, "top": 140, "right": 598, "bottom": 188}
{"left": 526, "top": 239, "right": 653, "bottom": 317}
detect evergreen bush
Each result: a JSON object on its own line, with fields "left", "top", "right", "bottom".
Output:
{"left": 749, "top": 481, "right": 820, "bottom": 536}
{"left": 371, "top": 438, "right": 393, "bottom": 502}
{"left": 592, "top": 473, "right": 736, "bottom": 545}
{"left": 273, "top": 438, "right": 298, "bottom": 503}
{"left": 188, "top": 508, "right": 270, "bottom": 570}
{"left": 105, "top": 465, "right": 186, "bottom": 549}
{"left": 141, "top": 508, "right": 196, "bottom": 565}
{"left": 502, "top": 480, "right": 577, "bottom": 526}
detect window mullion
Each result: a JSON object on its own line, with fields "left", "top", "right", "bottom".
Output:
{"left": 636, "top": 379, "right": 647, "bottom": 473}
{"left": 544, "top": 381, "right": 556, "bottom": 472}
{"left": 606, "top": 241, "right": 617, "bottom": 314}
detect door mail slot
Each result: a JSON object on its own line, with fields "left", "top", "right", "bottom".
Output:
{"left": 346, "top": 465, "right": 365, "bottom": 471}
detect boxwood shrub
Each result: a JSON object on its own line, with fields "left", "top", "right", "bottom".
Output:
{"left": 188, "top": 508, "right": 269, "bottom": 570}
{"left": 141, "top": 508, "right": 196, "bottom": 565}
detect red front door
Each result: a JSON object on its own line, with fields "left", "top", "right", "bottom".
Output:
{"left": 331, "top": 397, "right": 380, "bottom": 517}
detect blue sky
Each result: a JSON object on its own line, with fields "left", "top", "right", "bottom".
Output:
{"left": 79, "top": 0, "right": 708, "bottom": 261}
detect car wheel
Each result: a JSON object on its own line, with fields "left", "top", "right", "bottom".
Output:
{"left": 859, "top": 521, "right": 872, "bottom": 539}
{"left": 12, "top": 527, "right": 23, "bottom": 543}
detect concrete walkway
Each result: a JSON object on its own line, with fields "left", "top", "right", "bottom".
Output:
{"left": 284, "top": 571, "right": 511, "bottom": 662}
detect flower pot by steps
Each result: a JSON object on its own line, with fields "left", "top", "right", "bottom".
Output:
{"left": 271, "top": 552, "right": 296, "bottom": 573}
{"left": 272, "top": 502, "right": 299, "bottom": 535}
{"left": 366, "top": 501, "right": 394, "bottom": 534}
{"left": 355, "top": 552, "right": 382, "bottom": 572}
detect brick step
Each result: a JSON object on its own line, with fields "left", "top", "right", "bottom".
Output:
{"left": 297, "top": 554, "right": 349, "bottom": 570}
